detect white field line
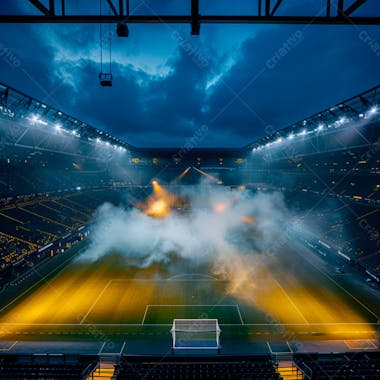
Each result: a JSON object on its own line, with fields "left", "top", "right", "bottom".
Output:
{"left": 235, "top": 304, "right": 244, "bottom": 325}
{"left": 80, "top": 279, "right": 113, "bottom": 324}
{"left": 141, "top": 304, "right": 241, "bottom": 324}
{"left": 294, "top": 245, "right": 380, "bottom": 321}
{"left": 272, "top": 278, "right": 310, "bottom": 324}
{"left": 0, "top": 341, "right": 18, "bottom": 351}
{"left": 97, "top": 341, "right": 106, "bottom": 355}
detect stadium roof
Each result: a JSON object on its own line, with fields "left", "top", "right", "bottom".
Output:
{"left": 0, "top": 81, "right": 133, "bottom": 151}
{"left": 1, "top": 80, "right": 379, "bottom": 156}
{"left": 245, "top": 84, "right": 380, "bottom": 152}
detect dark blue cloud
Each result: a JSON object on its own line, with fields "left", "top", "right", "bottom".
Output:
{"left": 206, "top": 24, "right": 380, "bottom": 143}
{"left": 0, "top": 2, "right": 379, "bottom": 147}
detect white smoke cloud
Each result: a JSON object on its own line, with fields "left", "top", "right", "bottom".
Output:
{"left": 80, "top": 185, "right": 290, "bottom": 272}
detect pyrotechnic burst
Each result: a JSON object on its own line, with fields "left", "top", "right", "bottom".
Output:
{"left": 140, "top": 181, "right": 177, "bottom": 218}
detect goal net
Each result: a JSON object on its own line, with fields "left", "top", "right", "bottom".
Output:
{"left": 171, "top": 319, "right": 221, "bottom": 350}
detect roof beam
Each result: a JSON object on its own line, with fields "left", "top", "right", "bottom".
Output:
{"left": 344, "top": 0, "right": 367, "bottom": 17}
{"left": 0, "top": 15, "right": 378, "bottom": 25}
{"left": 28, "top": 0, "right": 51, "bottom": 16}
{"left": 265, "top": 0, "right": 271, "bottom": 17}
{"left": 49, "top": 0, "right": 55, "bottom": 15}
{"left": 270, "top": 0, "right": 283, "bottom": 17}
{"left": 191, "top": 0, "right": 200, "bottom": 35}
{"left": 0, "top": 87, "right": 9, "bottom": 107}
{"left": 338, "top": 0, "right": 344, "bottom": 16}
{"left": 105, "top": 0, "right": 118, "bottom": 16}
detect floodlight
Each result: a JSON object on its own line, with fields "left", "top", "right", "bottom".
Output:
{"left": 99, "top": 73, "right": 113, "bottom": 87}
{"left": 117, "top": 22, "right": 129, "bottom": 37}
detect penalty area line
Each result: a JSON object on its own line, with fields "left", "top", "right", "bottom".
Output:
{"left": 141, "top": 304, "right": 241, "bottom": 325}
{"left": 141, "top": 305, "right": 150, "bottom": 325}
{"left": 272, "top": 278, "right": 310, "bottom": 324}
{"left": 235, "top": 305, "right": 245, "bottom": 325}
{"left": 80, "top": 279, "right": 113, "bottom": 324}
{"left": 0, "top": 341, "right": 18, "bottom": 351}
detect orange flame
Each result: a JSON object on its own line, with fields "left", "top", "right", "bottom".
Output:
{"left": 140, "top": 181, "right": 176, "bottom": 218}
{"left": 213, "top": 202, "right": 227, "bottom": 213}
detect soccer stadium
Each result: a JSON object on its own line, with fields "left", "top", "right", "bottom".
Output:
{"left": 0, "top": 1, "right": 380, "bottom": 379}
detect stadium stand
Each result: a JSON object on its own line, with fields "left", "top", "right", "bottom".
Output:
{"left": 0, "top": 188, "right": 124, "bottom": 286}
{"left": 245, "top": 98, "right": 380, "bottom": 281}
{"left": 294, "top": 352, "right": 380, "bottom": 380}
{"left": 0, "top": 80, "right": 379, "bottom": 380}
{"left": 114, "top": 354, "right": 280, "bottom": 380}
{"left": 0, "top": 354, "right": 98, "bottom": 380}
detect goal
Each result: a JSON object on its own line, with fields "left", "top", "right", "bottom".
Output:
{"left": 171, "top": 319, "right": 221, "bottom": 350}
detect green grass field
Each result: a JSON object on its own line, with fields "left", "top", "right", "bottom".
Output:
{"left": 0, "top": 244, "right": 379, "bottom": 342}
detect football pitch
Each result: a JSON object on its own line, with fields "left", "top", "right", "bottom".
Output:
{"left": 0, "top": 241, "right": 379, "bottom": 341}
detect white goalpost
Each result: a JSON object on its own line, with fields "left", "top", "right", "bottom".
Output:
{"left": 171, "top": 319, "right": 221, "bottom": 350}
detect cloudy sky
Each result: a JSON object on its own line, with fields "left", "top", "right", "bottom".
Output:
{"left": 0, "top": 0, "right": 379, "bottom": 147}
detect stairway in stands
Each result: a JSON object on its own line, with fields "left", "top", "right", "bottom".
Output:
{"left": 276, "top": 353, "right": 303, "bottom": 380}
{"left": 89, "top": 356, "right": 116, "bottom": 380}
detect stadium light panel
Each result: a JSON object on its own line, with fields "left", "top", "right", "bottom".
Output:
{"left": 369, "top": 105, "right": 378, "bottom": 115}
{"left": 338, "top": 117, "right": 347, "bottom": 125}
{"left": 288, "top": 133, "right": 294, "bottom": 140}
{"left": 117, "top": 22, "right": 129, "bottom": 37}
{"left": 317, "top": 124, "right": 324, "bottom": 131}
{"left": 299, "top": 129, "right": 307, "bottom": 136}
{"left": 29, "top": 115, "right": 47, "bottom": 126}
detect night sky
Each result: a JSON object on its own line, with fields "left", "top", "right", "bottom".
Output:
{"left": 0, "top": 0, "right": 379, "bottom": 147}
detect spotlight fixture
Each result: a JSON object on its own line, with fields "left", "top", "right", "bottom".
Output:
{"left": 117, "top": 22, "right": 129, "bottom": 37}
{"left": 99, "top": 73, "right": 113, "bottom": 87}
